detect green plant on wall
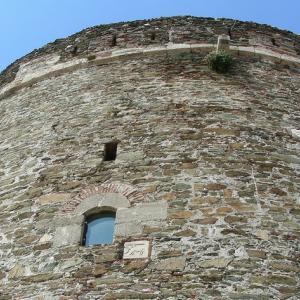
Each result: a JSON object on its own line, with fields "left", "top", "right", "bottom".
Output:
{"left": 206, "top": 50, "right": 233, "bottom": 73}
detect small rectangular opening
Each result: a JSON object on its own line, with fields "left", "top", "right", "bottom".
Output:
{"left": 103, "top": 141, "right": 118, "bottom": 161}
{"left": 150, "top": 32, "right": 156, "bottom": 41}
{"left": 111, "top": 34, "right": 117, "bottom": 47}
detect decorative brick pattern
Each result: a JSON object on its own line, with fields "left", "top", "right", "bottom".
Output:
{"left": 61, "top": 182, "right": 146, "bottom": 213}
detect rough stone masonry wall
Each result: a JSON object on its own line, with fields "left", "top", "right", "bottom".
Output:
{"left": 1, "top": 16, "right": 300, "bottom": 88}
{"left": 0, "top": 17, "right": 300, "bottom": 300}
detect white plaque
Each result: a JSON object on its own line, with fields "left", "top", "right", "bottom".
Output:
{"left": 123, "top": 240, "right": 150, "bottom": 259}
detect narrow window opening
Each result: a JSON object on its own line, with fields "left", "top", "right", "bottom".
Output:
{"left": 71, "top": 45, "right": 78, "bottom": 56}
{"left": 227, "top": 28, "right": 232, "bottom": 40}
{"left": 271, "top": 38, "right": 277, "bottom": 46}
{"left": 103, "top": 141, "right": 118, "bottom": 161}
{"left": 82, "top": 211, "right": 116, "bottom": 246}
{"left": 111, "top": 34, "right": 117, "bottom": 47}
{"left": 150, "top": 32, "right": 156, "bottom": 41}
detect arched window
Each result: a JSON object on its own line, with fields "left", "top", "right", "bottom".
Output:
{"left": 82, "top": 211, "right": 116, "bottom": 246}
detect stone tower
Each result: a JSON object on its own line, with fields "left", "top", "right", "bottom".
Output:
{"left": 0, "top": 17, "right": 300, "bottom": 299}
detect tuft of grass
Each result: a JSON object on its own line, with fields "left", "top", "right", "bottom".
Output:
{"left": 205, "top": 50, "right": 233, "bottom": 73}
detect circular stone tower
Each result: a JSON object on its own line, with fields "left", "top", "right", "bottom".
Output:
{"left": 0, "top": 17, "right": 300, "bottom": 300}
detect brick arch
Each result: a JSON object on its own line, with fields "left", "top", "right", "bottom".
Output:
{"left": 60, "top": 182, "right": 146, "bottom": 214}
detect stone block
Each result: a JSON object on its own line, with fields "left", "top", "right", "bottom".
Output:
{"left": 94, "top": 264, "right": 108, "bottom": 277}
{"left": 95, "top": 251, "right": 117, "bottom": 263}
{"left": 203, "top": 127, "right": 239, "bottom": 137}
{"left": 255, "top": 230, "right": 269, "bottom": 240}
{"left": 191, "top": 196, "right": 219, "bottom": 205}
{"left": 54, "top": 215, "right": 84, "bottom": 227}
{"left": 216, "top": 207, "right": 233, "bottom": 215}
{"left": 116, "top": 201, "right": 167, "bottom": 223}
{"left": 251, "top": 275, "right": 296, "bottom": 286}
{"left": 39, "top": 233, "right": 53, "bottom": 243}
{"left": 290, "top": 128, "right": 300, "bottom": 140}
{"left": 270, "top": 262, "right": 300, "bottom": 272}
{"left": 121, "top": 260, "right": 148, "bottom": 273}
{"left": 36, "top": 193, "right": 72, "bottom": 205}
{"left": 22, "top": 273, "right": 62, "bottom": 283}
{"left": 151, "top": 257, "right": 186, "bottom": 271}
{"left": 114, "top": 221, "right": 143, "bottom": 237}
{"left": 0, "top": 271, "right": 6, "bottom": 280}
{"left": 8, "top": 264, "right": 25, "bottom": 279}
{"left": 224, "top": 215, "right": 247, "bottom": 224}
{"left": 53, "top": 224, "right": 82, "bottom": 247}
{"left": 198, "top": 258, "right": 232, "bottom": 268}
{"left": 168, "top": 210, "right": 193, "bottom": 219}
{"left": 193, "top": 217, "right": 218, "bottom": 224}
{"left": 158, "top": 250, "right": 182, "bottom": 258}
{"left": 117, "top": 151, "right": 144, "bottom": 162}
{"left": 206, "top": 183, "right": 227, "bottom": 191}
{"left": 174, "top": 229, "right": 197, "bottom": 237}
{"left": 246, "top": 249, "right": 267, "bottom": 259}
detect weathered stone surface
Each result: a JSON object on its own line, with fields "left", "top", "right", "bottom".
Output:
{"left": 8, "top": 264, "right": 25, "bottom": 279}
{"left": 0, "top": 271, "right": 6, "bottom": 280}
{"left": 251, "top": 275, "right": 297, "bottom": 286}
{"left": 94, "top": 264, "right": 108, "bottom": 277}
{"left": 191, "top": 196, "right": 219, "bottom": 205}
{"left": 103, "top": 292, "right": 157, "bottom": 299}
{"left": 151, "top": 257, "right": 186, "bottom": 271}
{"left": 157, "top": 249, "right": 182, "bottom": 258}
{"left": 53, "top": 224, "right": 82, "bottom": 247}
{"left": 0, "top": 15, "right": 299, "bottom": 300}
{"left": 203, "top": 128, "right": 240, "bottom": 136}
{"left": 198, "top": 258, "right": 233, "bottom": 269}
{"left": 224, "top": 215, "right": 247, "bottom": 224}
{"left": 22, "top": 273, "right": 62, "bottom": 283}
{"left": 117, "top": 151, "right": 144, "bottom": 162}
{"left": 216, "top": 207, "right": 233, "bottom": 214}
{"left": 168, "top": 210, "right": 193, "bottom": 219}
{"left": 246, "top": 249, "right": 267, "bottom": 259}
{"left": 95, "top": 251, "right": 117, "bottom": 263}
{"left": 270, "top": 187, "right": 287, "bottom": 196}
{"left": 254, "top": 229, "right": 269, "bottom": 240}
{"left": 36, "top": 193, "right": 72, "bottom": 205}
{"left": 116, "top": 201, "right": 167, "bottom": 223}
{"left": 121, "top": 260, "right": 148, "bottom": 273}
{"left": 269, "top": 262, "right": 300, "bottom": 272}
{"left": 114, "top": 221, "right": 144, "bottom": 237}
{"left": 193, "top": 217, "right": 218, "bottom": 224}
{"left": 174, "top": 229, "right": 197, "bottom": 237}
{"left": 228, "top": 293, "right": 271, "bottom": 300}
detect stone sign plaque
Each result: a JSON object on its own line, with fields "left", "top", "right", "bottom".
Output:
{"left": 123, "top": 240, "right": 150, "bottom": 259}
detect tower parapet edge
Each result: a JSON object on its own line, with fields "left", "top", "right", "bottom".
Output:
{"left": 1, "top": 16, "right": 300, "bottom": 90}
{"left": 0, "top": 16, "right": 300, "bottom": 300}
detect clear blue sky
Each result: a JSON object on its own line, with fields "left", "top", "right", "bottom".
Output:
{"left": 0, "top": 0, "right": 299, "bottom": 72}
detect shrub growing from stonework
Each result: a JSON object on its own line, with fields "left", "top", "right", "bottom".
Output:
{"left": 206, "top": 50, "right": 233, "bottom": 73}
